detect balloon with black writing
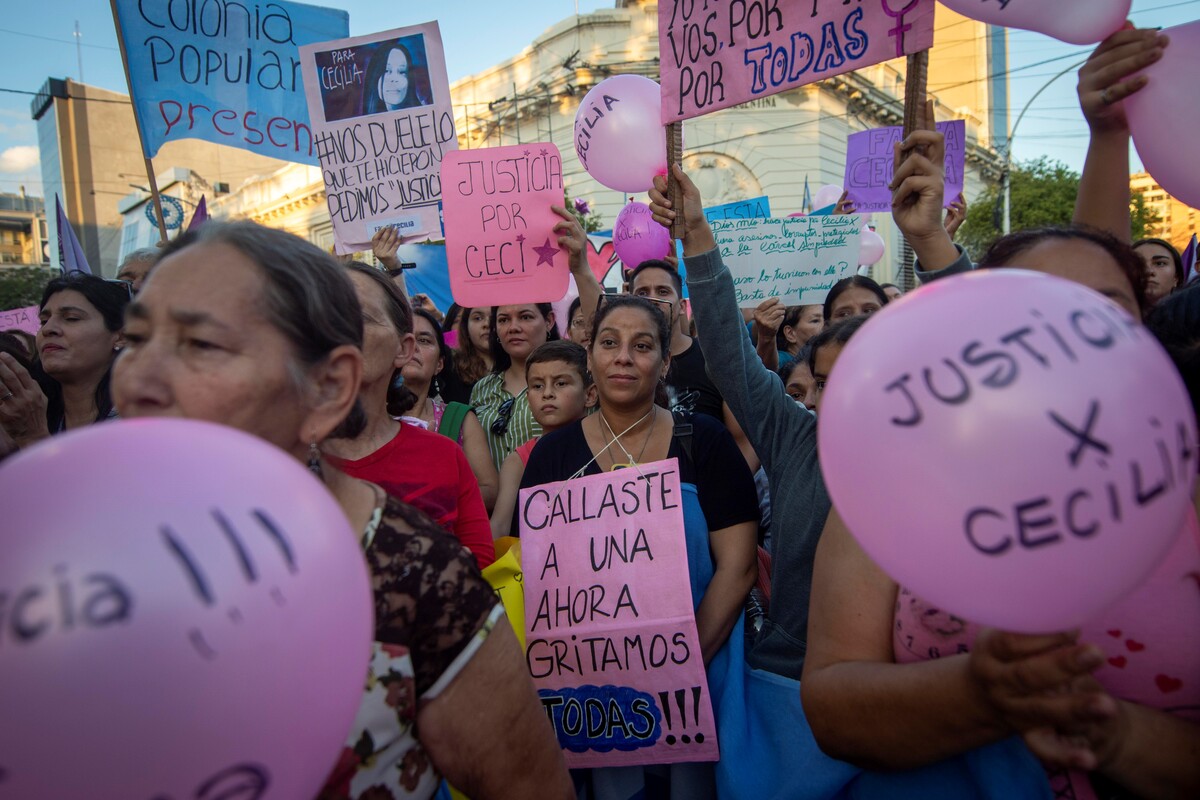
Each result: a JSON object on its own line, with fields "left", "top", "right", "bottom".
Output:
{"left": 0, "top": 419, "right": 373, "bottom": 798}
{"left": 938, "top": 0, "right": 1130, "bottom": 45}
{"left": 573, "top": 74, "right": 667, "bottom": 193}
{"left": 818, "top": 269, "right": 1196, "bottom": 633}
{"left": 613, "top": 201, "right": 672, "bottom": 269}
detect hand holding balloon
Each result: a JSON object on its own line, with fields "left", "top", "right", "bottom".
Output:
{"left": 1077, "top": 27, "right": 1168, "bottom": 134}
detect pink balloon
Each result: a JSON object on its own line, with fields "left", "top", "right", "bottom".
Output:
{"left": 813, "top": 184, "right": 843, "bottom": 210}
{"left": 939, "top": 0, "right": 1130, "bottom": 45}
{"left": 859, "top": 229, "right": 886, "bottom": 266}
{"left": 0, "top": 419, "right": 373, "bottom": 797}
{"left": 613, "top": 201, "right": 672, "bottom": 268}
{"left": 1127, "top": 20, "right": 1200, "bottom": 210}
{"left": 818, "top": 270, "right": 1195, "bottom": 633}
{"left": 574, "top": 75, "right": 667, "bottom": 193}
{"left": 551, "top": 273, "right": 580, "bottom": 337}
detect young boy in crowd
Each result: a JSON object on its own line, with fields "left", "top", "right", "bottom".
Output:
{"left": 490, "top": 340, "right": 596, "bottom": 538}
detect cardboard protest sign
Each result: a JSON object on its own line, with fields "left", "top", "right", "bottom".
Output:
{"left": 659, "top": 0, "right": 936, "bottom": 122}
{"left": 712, "top": 215, "right": 862, "bottom": 307}
{"left": 299, "top": 22, "right": 456, "bottom": 252}
{"left": 519, "top": 460, "right": 718, "bottom": 768}
{"left": 111, "top": 0, "right": 347, "bottom": 163}
{"left": 0, "top": 305, "right": 39, "bottom": 335}
{"left": 442, "top": 143, "right": 568, "bottom": 307}
{"left": 845, "top": 119, "right": 965, "bottom": 212}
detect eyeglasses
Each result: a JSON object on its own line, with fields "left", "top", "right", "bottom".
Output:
{"left": 103, "top": 278, "right": 134, "bottom": 301}
{"left": 490, "top": 389, "right": 526, "bottom": 436}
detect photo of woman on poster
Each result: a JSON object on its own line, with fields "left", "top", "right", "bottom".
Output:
{"left": 363, "top": 38, "right": 433, "bottom": 114}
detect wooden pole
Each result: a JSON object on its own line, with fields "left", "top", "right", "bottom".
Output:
{"left": 899, "top": 49, "right": 931, "bottom": 291}
{"left": 108, "top": 0, "right": 168, "bottom": 245}
{"left": 666, "top": 121, "right": 684, "bottom": 240}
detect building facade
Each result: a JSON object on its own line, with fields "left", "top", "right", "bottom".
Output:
{"left": 0, "top": 191, "right": 48, "bottom": 267}
{"left": 1131, "top": 172, "right": 1198, "bottom": 251}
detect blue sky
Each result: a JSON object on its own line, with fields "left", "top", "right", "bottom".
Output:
{"left": 0, "top": 1, "right": 1195, "bottom": 200}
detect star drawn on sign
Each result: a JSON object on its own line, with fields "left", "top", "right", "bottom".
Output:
{"left": 532, "top": 238, "right": 560, "bottom": 266}
{"left": 524, "top": 150, "right": 531, "bottom": 156}
{"left": 539, "top": 148, "right": 548, "bottom": 156}
{"left": 516, "top": 234, "right": 526, "bottom": 244}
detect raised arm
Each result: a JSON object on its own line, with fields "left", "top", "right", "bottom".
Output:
{"left": 649, "top": 166, "right": 815, "bottom": 474}
{"left": 554, "top": 205, "right": 603, "bottom": 333}
{"left": 1073, "top": 27, "right": 1169, "bottom": 240}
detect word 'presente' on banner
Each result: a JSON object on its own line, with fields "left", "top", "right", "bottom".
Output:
{"left": 713, "top": 216, "right": 863, "bottom": 307}
{"left": 111, "top": 0, "right": 348, "bottom": 163}
{"left": 442, "top": 143, "right": 569, "bottom": 307}
{"left": 519, "top": 460, "right": 718, "bottom": 768}
{"left": 845, "top": 120, "right": 966, "bottom": 213}
{"left": 299, "top": 21, "right": 456, "bottom": 253}
{"left": 658, "top": 0, "right": 936, "bottom": 122}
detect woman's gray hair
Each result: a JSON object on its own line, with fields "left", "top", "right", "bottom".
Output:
{"left": 156, "top": 221, "right": 368, "bottom": 438}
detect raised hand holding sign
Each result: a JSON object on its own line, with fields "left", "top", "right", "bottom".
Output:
{"left": 817, "top": 270, "right": 1196, "bottom": 633}
{"left": 0, "top": 419, "right": 372, "bottom": 798}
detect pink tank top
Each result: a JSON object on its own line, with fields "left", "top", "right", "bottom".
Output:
{"left": 893, "top": 509, "right": 1200, "bottom": 798}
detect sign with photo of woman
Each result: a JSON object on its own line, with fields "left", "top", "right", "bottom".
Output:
{"left": 299, "top": 21, "right": 456, "bottom": 253}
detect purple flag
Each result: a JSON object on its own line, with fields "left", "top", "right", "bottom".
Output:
{"left": 55, "top": 195, "right": 91, "bottom": 275}
{"left": 1182, "top": 234, "right": 1198, "bottom": 285}
{"left": 187, "top": 196, "right": 209, "bottom": 231}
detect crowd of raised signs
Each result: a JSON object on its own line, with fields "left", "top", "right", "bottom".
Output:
{"left": 1, "top": 24, "right": 1197, "bottom": 800}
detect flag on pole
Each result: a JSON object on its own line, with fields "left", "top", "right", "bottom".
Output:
{"left": 187, "top": 196, "right": 208, "bottom": 231}
{"left": 802, "top": 176, "right": 813, "bottom": 215}
{"left": 55, "top": 195, "right": 91, "bottom": 275}
{"left": 1181, "top": 234, "right": 1198, "bottom": 285}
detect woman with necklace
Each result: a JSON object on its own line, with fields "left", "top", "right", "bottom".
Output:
{"left": 399, "top": 307, "right": 499, "bottom": 511}
{"left": 518, "top": 295, "right": 759, "bottom": 797}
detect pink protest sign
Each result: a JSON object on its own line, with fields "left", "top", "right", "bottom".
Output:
{"left": 845, "top": 119, "right": 965, "bottom": 213}
{"left": 298, "top": 22, "right": 457, "bottom": 253}
{"left": 442, "top": 143, "right": 569, "bottom": 307}
{"left": 0, "top": 305, "right": 39, "bottom": 335}
{"left": 519, "top": 459, "right": 718, "bottom": 768}
{"left": 659, "top": 0, "right": 937, "bottom": 123}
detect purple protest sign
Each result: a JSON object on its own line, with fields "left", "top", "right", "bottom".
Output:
{"left": 844, "top": 119, "right": 965, "bottom": 213}
{"left": 519, "top": 459, "right": 718, "bottom": 768}
{"left": 659, "top": 0, "right": 936, "bottom": 123}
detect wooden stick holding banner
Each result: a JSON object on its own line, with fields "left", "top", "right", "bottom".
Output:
{"left": 901, "top": 50, "right": 931, "bottom": 158}
{"left": 108, "top": 0, "right": 168, "bottom": 245}
{"left": 666, "top": 121, "right": 684, "bottom": 240}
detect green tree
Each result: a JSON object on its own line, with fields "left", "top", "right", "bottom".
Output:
{"left": 957, "top": 157, "right": 1160, "bottom": 257}
{"left": 0, "top": 266, "right": 57, "bottom": 312}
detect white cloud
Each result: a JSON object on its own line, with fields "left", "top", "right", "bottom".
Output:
{"left": 0, "top": 145, "right": 39, "bottom": 174}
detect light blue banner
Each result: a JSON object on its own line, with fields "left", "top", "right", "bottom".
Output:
{"left": 113, "top": 0, "right": 348, "bottom": 163}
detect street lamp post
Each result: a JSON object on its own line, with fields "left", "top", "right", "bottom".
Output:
{"left": 1001, "top": 58, "right": 1087, "bottom": 234}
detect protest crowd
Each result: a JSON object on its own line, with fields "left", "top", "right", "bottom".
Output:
{"left": 1, "top": 4, "right": 1198, "bottom": 800}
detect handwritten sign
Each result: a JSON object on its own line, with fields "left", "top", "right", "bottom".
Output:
{"left": 659, "top": 0, "right": 936, "bottom": 122}
{"left": 519, "top": 460, "right": 718, "bottom": 768}
{"left": 299, "top": 22, "right": 456, "bottom": 253}
{"left": 712, "top": 216, "right": 863, "bottom": 307}
{"left": 845, "top": 120, "right": 965, "bottom": 213}
{"left": 704, "top": 195, "right": 771, "bottom": 222}
{"left": 111, "top": 0, "right": 347, "bottom": 163}
{"left": 442, "top": 143, "right": 568, "bottom": 306}
{"left": 0, "top": 305, "right": 39, "bottom": 336}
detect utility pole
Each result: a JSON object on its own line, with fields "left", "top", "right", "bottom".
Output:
{"left": 74, "top": 21, "right": 84, "bottom": 83}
